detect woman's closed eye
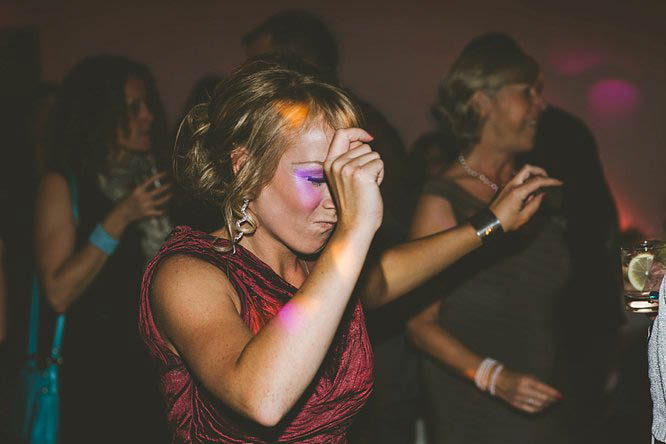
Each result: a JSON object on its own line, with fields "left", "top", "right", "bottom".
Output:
{"left": 293, "top": 166, "right": 326, "bottom": 187}
{"left": 306, "top": 176, "right": 326, "bottom": 186}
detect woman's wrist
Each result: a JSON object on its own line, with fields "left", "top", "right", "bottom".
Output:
{"left": 331, "top": 222, "right": 377, "bottom": 249}
{"left": 474, "top": 357, "right": 497, "bottom": 391}
{"left": 88, "top": 224, "right": 119, "bottom": 255}
{"left": 325, "top": 226, "right": 374, "bottom": 278}
{"left": 467, "top": 208, "right": 504, "bottom": 244}
{"left": 104, "top": 202, "right": 133, "bottom": 237}
{"left": 488, "top": 363, "right": 504, "bottom": 395}
{"left": 474, "top": 357, "right": 504, "bottom": 395}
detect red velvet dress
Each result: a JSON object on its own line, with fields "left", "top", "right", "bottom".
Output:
{"left": 138, "top": 226, "right": 374, "bottom": 443}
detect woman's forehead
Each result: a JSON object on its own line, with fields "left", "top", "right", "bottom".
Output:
{"left": 280, "top": 122, "right": 333, "bottom": 163}
{"left": 124, "top": 75, "right": 147, "bottom": 99}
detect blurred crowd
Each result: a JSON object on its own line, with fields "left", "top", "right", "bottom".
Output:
{"left": 0, "top": 9, "right": 653, "bottom": 444}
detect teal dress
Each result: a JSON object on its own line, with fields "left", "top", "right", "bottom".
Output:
{"left": 420, "top": 176, "right": 574, "bottom": 444}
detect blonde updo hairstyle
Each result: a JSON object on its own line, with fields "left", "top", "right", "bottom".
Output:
{"left": 175, "top": 55, "right": 361, "bottom": 251}
{"left": 433, "top": 32, "right": 540, "bottom": 153}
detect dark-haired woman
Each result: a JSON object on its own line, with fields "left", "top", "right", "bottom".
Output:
{"left": 406, "top": 33, "right": 573, "bottom": 443}
{"left": 34, "top": 54, "right": 172, "bottom": 442}
{"left": 138, "top": 54, "right": 559, "bottom": 442}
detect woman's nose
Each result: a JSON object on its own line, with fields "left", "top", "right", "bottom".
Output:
{"left": 533, "top": 91, "right": 547, "bottom": 111}
{"left": 141, "top": 103, "right": 155, "bottom": 124}
{"left": 321, "top": 185, "right": 336, "bottom": 210}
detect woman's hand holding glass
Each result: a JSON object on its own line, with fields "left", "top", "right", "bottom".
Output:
{"left": 323, "top": 128, "right": 384, "bottom": 237}
{"left": 489, "top": 164, "right": 562, "bottom": 232}
{"left": 118, "top": 171, "right": 173, "bottom": 223}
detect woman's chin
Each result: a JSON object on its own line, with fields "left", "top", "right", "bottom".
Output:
{"left": 293, "top": 235, "right": 331, "bottom": 258}
{"left": 119, "top": 142, "right": 152, "bottom": 153}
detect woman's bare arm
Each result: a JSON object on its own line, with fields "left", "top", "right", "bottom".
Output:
{"left": 35, "top": 172, "right": 169, "bottom": 313}
{"left": 152, "top": 224, "right": 374, "bottom": 427}
{"left": 405, "top": 194, "right": 484, "bottom": 380}
{"left": 360, "top": 165, "right": 561, "bottom": 308}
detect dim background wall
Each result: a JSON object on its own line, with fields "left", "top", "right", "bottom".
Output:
{"left": 2, "top": 0, "right": 665, "bottom": 235}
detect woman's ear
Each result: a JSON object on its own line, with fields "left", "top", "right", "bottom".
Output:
{"left": 230, "top": 147, "right": 248, "bottom": 175}
{"left": 470, "top": 90, "right": 492, "bottom": 118}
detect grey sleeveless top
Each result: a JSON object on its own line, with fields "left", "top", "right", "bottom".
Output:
{"left": 419, "top": 176, "right": 574, "bottom": 444}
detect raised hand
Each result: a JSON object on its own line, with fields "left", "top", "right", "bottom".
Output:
{"left": 118, "top": 171, "right": 172, "bottom": 223}
{"left": 323, "top": 128, "right": 384, "bottom": 236}
{"left": 490, "top": 164, "right": 562, "bottom": 232}
{"left": 494, "top": 368, "right": 562, "bottom": 414}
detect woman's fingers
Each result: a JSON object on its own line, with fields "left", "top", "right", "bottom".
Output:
{"left": 152, "top": 193, "right": 173, "bottom": 207}
{"left": 325, "top": 128, "right": 373, "bottom": 169}
{"left": 119, "top": 172, "right": 173, "bottom": 222}
{"left": 515, "top": 378, "right": 561, "bottom": 412}
{"left": 514, "top": 175, "right": 562, "bottom": 199}
{"left": 146, "top": 182, "right": 171, "bottom": 198}
{"left": 336, "top": 150, "right": 381, "bottom": 176}
{"left": 349, "top": 140, "right": 365, "bottom": 150}
{"left": 518, "top": 192, "right": 545, "bottom": 221}
{"left": 144, "top": 208, "right": 166, "bottom": 218}
{"left": 508, "top": 164, "right": 548, "bottom": 186}
{"left": 491, "top": 171, "right": 562, "bottom": 231}
{"left": 322, "top": 131, "right": 383, "bottom": 233}
{"left": 329, "top": 144, "right": 374, "bottom": 172}
{"left": 138, "top": 171, "right": 168, "bottom": 189}
{"left": 529, "top": 379, "right": 563, "bottom": 400}
{"left": 326, "top": 145, "right": 382, "bottom": 193}
{"left": 498, "top": 371, "right": 561, "bottom": 414}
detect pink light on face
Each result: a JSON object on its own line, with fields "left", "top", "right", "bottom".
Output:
{"left": 292, "top": 168, "right": 327, "bottom": 211}
{"left": 587, "top": 79, "right": 640, "bottom": 117}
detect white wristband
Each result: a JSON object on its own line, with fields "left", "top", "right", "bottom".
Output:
{"left": 474, "top": 358, "right": 497, "bottom": 391}
{"left": 489, "top": 364, "right": 504, "bottom": 396}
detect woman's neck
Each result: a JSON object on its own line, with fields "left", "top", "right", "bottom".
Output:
{"left": 462, "top": 142, "right": 516, "bottom": 185}
{"left": 238, "top": 229, "right": 307, "bottom": 286}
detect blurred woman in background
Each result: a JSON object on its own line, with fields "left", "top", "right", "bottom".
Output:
{"left": 407, "top": 33, "right": 574, "bottom": 443}
{"left": 35, "top": 54, "right": 172, "bottom": 443}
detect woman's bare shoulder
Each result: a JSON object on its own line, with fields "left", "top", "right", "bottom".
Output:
{"left": 151, "top": 253, "right": 241, "bottom": 315}
{"left": 149, "top": 253, "right": 247, "bottom": 360}
{"left": 37, "top": 172, "right": 69, "bottom": 197}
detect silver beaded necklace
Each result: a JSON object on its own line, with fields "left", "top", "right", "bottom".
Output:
{"left": 457, "top": 154, "right": 500, "bottom": 192}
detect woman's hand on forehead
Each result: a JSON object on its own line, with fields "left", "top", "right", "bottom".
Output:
{"left": 324, "top": 128, "right": 374, "bottom": 164}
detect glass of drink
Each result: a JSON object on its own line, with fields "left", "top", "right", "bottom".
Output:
{"left": 621, "top": 240, "right": 666, "bottom": 313}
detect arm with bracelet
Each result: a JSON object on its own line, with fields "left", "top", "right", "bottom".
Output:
{"left": 359, "top": 164, "right": 560, "bottom": 308}
{"left": 35, "top": 171, "right": 170, "bottom": 313}
{"left": 406, "top": 166, "right": 563, "bottom": 415}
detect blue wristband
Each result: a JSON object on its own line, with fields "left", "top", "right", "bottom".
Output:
{"left": 89, "top": 224, "right": 119, "bottom": 255}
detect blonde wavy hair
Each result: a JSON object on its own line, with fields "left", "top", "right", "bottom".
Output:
{"left": 433, "top": 33, "right": 539, "bottom": 153}
{"left": 174, "top": 55, "right": 361, "bottom": 251}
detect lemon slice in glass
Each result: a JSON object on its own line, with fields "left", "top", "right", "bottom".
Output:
{"left": 628, "top": 253, "right": 654, "bottom": 291}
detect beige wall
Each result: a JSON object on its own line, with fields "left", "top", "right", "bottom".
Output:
{"left": 3, "top": 0, "right": 665, "bottom": 235}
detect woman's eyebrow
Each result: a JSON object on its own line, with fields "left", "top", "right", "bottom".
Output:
{"left": 292, "top": 161, "right": 324, "bottom": 166}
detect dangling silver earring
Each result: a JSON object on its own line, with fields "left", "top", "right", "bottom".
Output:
{"left": 233, "top": 199, "right": 250, "bottom": 242}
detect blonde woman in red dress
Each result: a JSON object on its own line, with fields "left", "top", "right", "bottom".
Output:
{"left": 139, "top": 55, "right": 559, "bottom": 443}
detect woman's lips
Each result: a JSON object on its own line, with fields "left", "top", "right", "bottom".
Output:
{"left": 315, "top": 221, "right": 337, "bottom": 230}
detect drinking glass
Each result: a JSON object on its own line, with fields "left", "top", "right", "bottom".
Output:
{"left": 621, "top": 240, "right": 666, "bottom": 313}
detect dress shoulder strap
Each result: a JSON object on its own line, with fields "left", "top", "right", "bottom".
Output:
{"left": 421, "top": 175, "right": 486, "bottom": 221}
